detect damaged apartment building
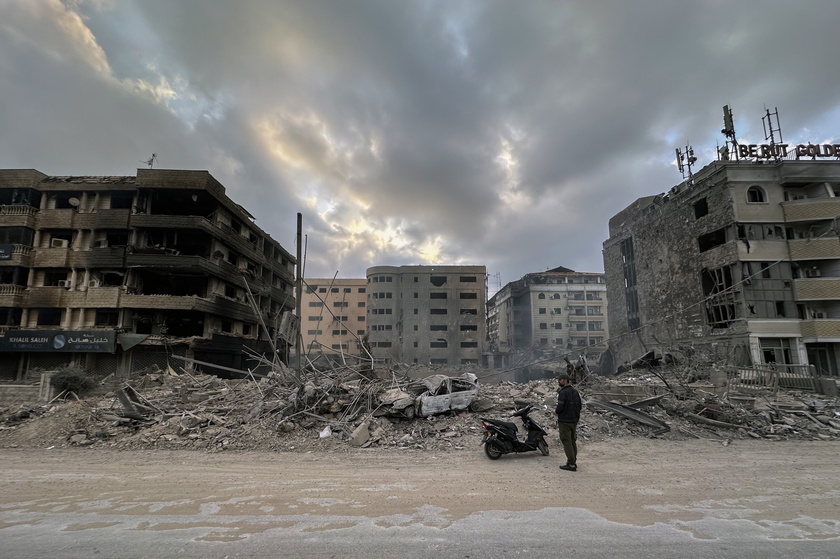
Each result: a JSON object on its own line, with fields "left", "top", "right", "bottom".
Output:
{"left": 603, "top": 155, "right": 840, "bottom": 377}
{"left": 486, "top": 267, "right": 609, "bottom": 372}
{"left": 0, "top": 168, "right": 296, "bottom": 379}
{"left": 365, "top": 265, "right": 487, "bottom": 366}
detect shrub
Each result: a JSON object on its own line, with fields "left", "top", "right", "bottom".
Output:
{"left": 50, "top": 366, "right": 97, "bottom": 396}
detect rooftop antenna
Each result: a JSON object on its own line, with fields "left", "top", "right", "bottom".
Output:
{"left": 762, "top": 106, "right": 783, "bottom": 161}
{"left": 143, "top": 153, "right": 158, "bottom": 169}
{"left": 675, "top": 144, "right": 697, "bottom": 181}
{"left": 719, "top": 104, "right": 738, "bottom": 161}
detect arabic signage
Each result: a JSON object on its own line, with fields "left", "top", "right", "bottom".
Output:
{"left": 0, "top": 330, "right": 116, "bottom": 353}
{"left": 0, "top": 244, "right": 12, "bottom": 261}
{"left": 737, "top": 143, "right": 840, "bottom": 160}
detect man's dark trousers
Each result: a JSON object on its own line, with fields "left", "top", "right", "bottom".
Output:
{"left": 557, "top": 422, "right": 577, "bottom": 466}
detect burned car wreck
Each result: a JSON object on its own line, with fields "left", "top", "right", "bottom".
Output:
{"left": 376, "top": 374, "right": 480, "bottom": 419}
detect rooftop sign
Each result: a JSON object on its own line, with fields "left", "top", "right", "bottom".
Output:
{"left": 737, "top": 143, "right": 840, "bottom": 159}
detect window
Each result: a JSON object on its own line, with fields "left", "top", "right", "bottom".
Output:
{"left": 430, "top": 325, "right": 448, "bottom": 331}
{"left": 333, "top": 301, "right": 349, "bottom": 307}
{"left": 358, "top": 302, "right": 365, "bottom": 307}
{"left": 701, "top": 266, "right": 737, "bottom": 328}
{"left": 539, "top": 308, "right": 547, "bottom": 314}
{"left": 693, "top": 197, "right": 708, "bottom": 218}
{"left": 37, "top": 308, "right": 61, "bottom": 326}
{"left": 460, "top": 324, "right": 477, "bottom": 331}
{"left": 459, "top": 292, "right": 477, "bottom": 299}
{"left": 344, "top": 288, "right": 351, "bottom": 293}
{"left": 621, "top": 237, "right": 640, "bottom": 330}
{"left": 460, "top": 276, "right": 477, "bottom": 282}
{"left": 331, "top": 288, "right": 339, "bottom": 293}
{"left": 461, "top": 341, "right": 478, "bottom": 348}
{"left": 308, "top": 301, "right": 323, "bottom": 307}
{"left": 430, "top": 292, "right": 447, "bottom": 299}
{"left": 358, "top": 288, "right": 366, "bottom": 293}
{"left": 430, "top": 276, "right": 447, "bottom": 287}
{"left": 430, "top": 340, "right": 448, "bottom": 348}
{"left": 460, "top": 308, "right": 477, "bottom": 315}
{"left": 430, "top": 359, "right": 448, "bottom": 365}
{"left": 308, "top": 316, "right": 323, "bottom": 321}
{"left": 539, "top": 323, "right": 547, "bottom": 330}
{"left": 538, "top": 293, "right": 546, "bottom": 299}
{"left": 95, "top": 309, "right": 119, "bottom": 326}
{"left": 747, "top": 185, "right": 767, "bottom": 203}
{"left": 698, "top": 227, "right": 728, "bottom": 253}
{"left": 430, "top": 309, "right": 448, "bottom": 315}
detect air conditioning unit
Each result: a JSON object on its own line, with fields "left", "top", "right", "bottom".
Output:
{"left": 51, "top": 238, "right": 69, "bottom": 248}
{"left": 88, "top": 279, "right": 100, "bottom": 288}
{"left": 93, "top": 239, "right": 109, "bottom": 248}
{"left": 57, "top": 280, "right": 71, "bottom": 288}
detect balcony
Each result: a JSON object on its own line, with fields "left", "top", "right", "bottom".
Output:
{"left": 788, "top": 238, "right": 840, "bottom": 261}
{"left": 794, "top": 277, "right": 840, "bottom": 301}
{"left": 783, "top": 199, "right": 840, "bottom": 223}
{"left": 0, "top": 244, "right": 33, "bottom": 267}
{"left": 0, "top": 284, "right": 25, "bottom": 306}
{"left": 0, "top": 205, "right": 37, "bottom": 228}
{"left": 800, "top": 319, "right": 840, "bottom": 340}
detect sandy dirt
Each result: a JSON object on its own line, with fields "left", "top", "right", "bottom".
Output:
{"left": 2, "top": 438, "right": 839, "bottom": 532}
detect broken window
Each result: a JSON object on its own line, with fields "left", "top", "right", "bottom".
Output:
{"left": 693, "top": 198, "right": 708, "bottom": 218}
{"left": 430, "top": 325, "right": 448, "bottom": 331}
{"left": 701, "top": 266, "right": 738, "bottom": 328}
{"left": 95, "top": 309, "right": 119, "bottom": 326}
{"left": 747, "top": 185, "right": 767, "bottom": 203}
{"left": 459, "top": 292, "right": 477, "bottom": 299}
{"left": 430, "top": 276, "right": 446, "bottom": 287}
{"left": 461, "top": 341, "right": 478, "bottom": 347}
{"left": 460, "top": 276, "right": 477, "bottom": 282}
{"left": 430, "top": 340, "right": 448, "bottom": 348}
{"left": 0, "top": 307, "right": 22, "bottom": 326}
{"left": 36, "top": 308, "right": 61, "bottom": 326}
{"left": 698, "top": 227, "right": 728, "bottom": 253}
{"left": 620, "top": 237, "right": 640, "bottom": 331}
{"left": 430, "top": 308, "right": 447, "bottom": 315}
{"left": 460, "top": 324, "right": 477, "bottom": 331}
{"left": 430, "top": 292, "right": 447, "bottom": 299}
{"left": 460, "top": 308, "right": 478, "bottom": 315}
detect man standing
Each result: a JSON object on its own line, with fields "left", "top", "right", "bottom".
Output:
{"left": 555, "top": 373, "right": 582, "bottom": 471}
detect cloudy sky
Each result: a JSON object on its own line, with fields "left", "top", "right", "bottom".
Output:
{"left": 2, "top": 1, "right": 840, "bottom": 291}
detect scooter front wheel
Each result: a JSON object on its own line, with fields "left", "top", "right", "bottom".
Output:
{"left": 537, "top": 438, "right": 549, "bottom": 456}
{"left": 484, "top": 441, "right": 503, "bottom": 460}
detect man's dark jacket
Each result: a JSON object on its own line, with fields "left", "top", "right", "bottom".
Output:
{"left": 556, "top": 385, "right": 582, "bottom": 423}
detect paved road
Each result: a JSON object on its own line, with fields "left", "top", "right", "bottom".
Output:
{"left": 1, "top": 440, "right": 838, "bottom": 558}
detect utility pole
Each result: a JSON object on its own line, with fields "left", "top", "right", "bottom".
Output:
{"left": 295, "top": 213, "right": 303, "bottom": 374}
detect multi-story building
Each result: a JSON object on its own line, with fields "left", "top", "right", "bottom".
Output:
{"left": 486, "top": 266, "right": 609, "bottom": 369}
{"left": 366, "top": 265, "right": 486, "bottom": 366}
{"left": 300, "top": 278, "right": 368, "bottom": 360}
{"left": 0, "top": 168, "right": 296, "bottom": 379}
{"left": 603, "top": 157, "right": 840, "bottom": 377}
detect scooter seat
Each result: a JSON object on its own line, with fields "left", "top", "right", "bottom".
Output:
{"left": 485, "top": 418, "right": 518, "bottom": 433}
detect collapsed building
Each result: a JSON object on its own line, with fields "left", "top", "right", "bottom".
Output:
{"left": 0, "top": 168, "right": 296, "bottom": 379}
{"left": 602, "top": 152, "right": 840, "bottom": 380}
{"left": 486, "top": 266, "right": 609, "bottom": 375}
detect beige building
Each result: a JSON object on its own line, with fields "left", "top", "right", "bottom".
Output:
{"left": 300, "top": 278, "right": 368, "bottom": 360}
{"left": 487, "top": 266, "right": 608, "bottom": 370}
{"left": 603, "top": 157, "right": 840, "bottom": 377}
{"left": 366, "top": 265, "right": 487, "bottom": 366}
{"left": 0, "top": 169, "right": 296, "bottom": 379}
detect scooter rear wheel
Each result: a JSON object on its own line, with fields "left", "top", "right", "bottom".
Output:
{"left": 537, "top": 438, "right": 549, "bottom": 456}
{"left": 484, "top": 441, "right": 503, "bottom": 460}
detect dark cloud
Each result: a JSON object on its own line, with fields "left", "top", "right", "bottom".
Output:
{"left": 2, "top": 0, "right": 840, "bottom": 289}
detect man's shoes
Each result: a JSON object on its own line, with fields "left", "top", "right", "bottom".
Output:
{"left": 559, "top": 464, "right": 577, "bottom": 471}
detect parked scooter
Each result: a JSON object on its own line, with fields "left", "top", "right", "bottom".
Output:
{"left": 480, "top": 405, "right": 549, "bottom": 459}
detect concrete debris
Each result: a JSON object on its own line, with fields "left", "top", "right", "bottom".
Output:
{"left": 1, "top": 363, "right": 838, "bottom": 452}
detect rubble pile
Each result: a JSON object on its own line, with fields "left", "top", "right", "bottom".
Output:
{"left": 2, "top": 364, "right": 839, "bottom": 453}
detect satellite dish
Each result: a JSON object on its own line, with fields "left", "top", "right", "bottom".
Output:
{"left": 68, "top": 197, "right": 80, "bottom": 207}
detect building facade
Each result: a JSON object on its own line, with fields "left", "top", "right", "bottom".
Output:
{"left": 0, "top": 168, "right": 296, "bottom": 379}
{"left": 300, "top": 278, "right": 368, "bottom": 360}
{"left": 603, "top": 159, "right": 840, "bottom": 376}
{"left": 365, "top": 265, "right": 486, "bottom": 366}
{"left": 486, "top": 267, "right": 609, "bottom": 369}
